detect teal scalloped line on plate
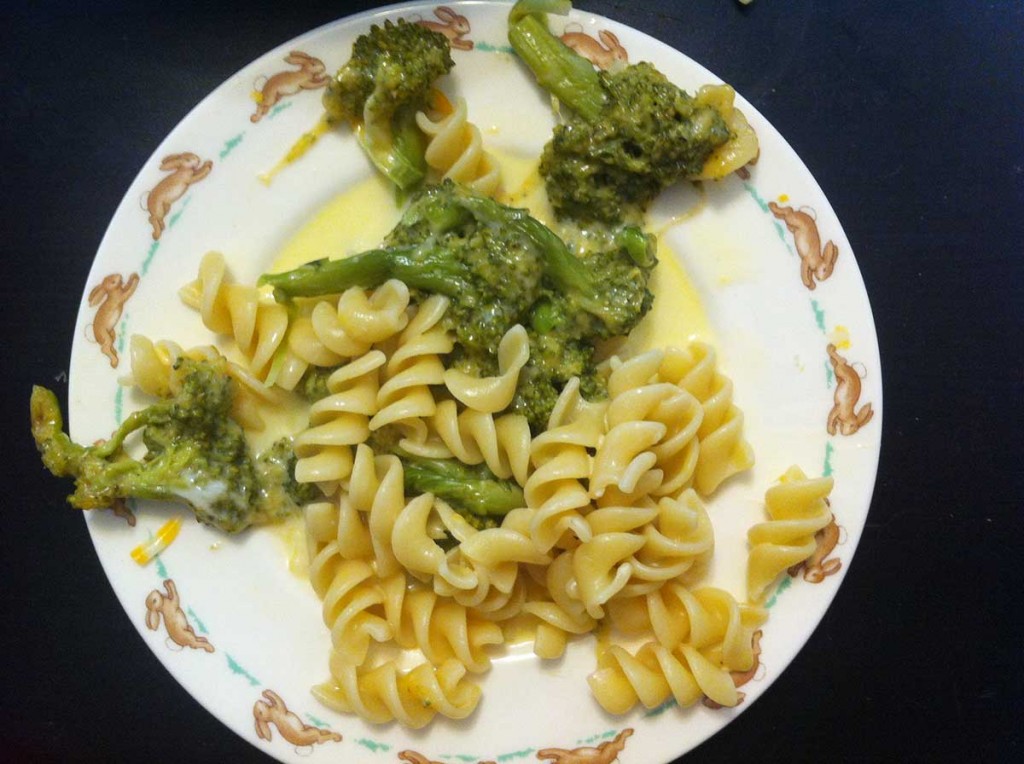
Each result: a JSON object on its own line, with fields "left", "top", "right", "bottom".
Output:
{"left": 355, "top": 737, "right": 391, "bottom": 753}
{"left": 644, "top": 697, "right": 678, "bottom": 717}
{"left": 167, "top": 195, "right": 192, "bottom": 230}
{"left": 476, "top": 40, "right": 515, "bottom": 54}
{"left": 742, "top": 181, "right": 770, "bottom": 212}
{"left": 187, "top": 607, "right": 210, "bottom": 635}
{"left": 304, "top": 712, "right": 328, "bottom": 727}
{"left": 823, "top": 440, "right": 835, "bottom": 477}
{"left": 824, "top": 357, "right": 834, "bottom": 388}
{"left": 303, "top": 712, "right": 341, "bottom": 734}
{"left": 742, "top": 181, "right": 794, "bottom": 254}
{"left": 267, "top": 100, "right": 294, "bottom": 120}
{"left": 154, "top": 553, "right": 169, "bottom": 580}
{"left": 441, "top": 754, "right": 482, "bottom": 762}
{"left": 220, "top": 132, "right": 245, "bottom": 160}
{"left": 772, "top": 220, "right": 794, "bottom": 254}
{"left": 765, "top": 575, "right": 792, "bottom": 609}
{"left": 225, "top": 653, "right": 261, "bottom": 686}
{"left": 576, "top": 729, "right": 618, "bottom": 745}
{"left": 114, "top": 383, "right": 125, "bottom": 424}
{"left": 496, "top": 747, "right": 538, "bottom": 761}
{"left": 141, "top": 239, "right": 161, "bottom": 275}
{"left": 810, "top": 298, "right": 826, "bottom": 333}
{"left": 116, "top": 316, "right": 129, "bottom": 358}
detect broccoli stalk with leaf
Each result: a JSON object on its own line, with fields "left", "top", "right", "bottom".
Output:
{"left": 260, "top": 181, "right": 657, "bottom": 431}
{"left": 31, "top": 356, "right": 317, "bottom": 533}
{"left": 323, "top": 18, "right": 454, "bottom": 191}
{"left": 508, "top": 0, "right": 758, "bottom": 224}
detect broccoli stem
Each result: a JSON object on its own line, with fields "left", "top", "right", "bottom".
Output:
{"left": 509, "top": 0, "right": 572, "bottom": 24}
{"left": 360, "top": 106, "right": 427, "bottom": 191}
{"left": 400, "top": 453, "right": 524, "bottom": 522}
{"left": 31, "top": 386, "right": 86, "bottom": 475}
{"left": 508, "top": 2, "right": 606, "bottom": 122}
{"left": 259, "top": 245, "right": 472, "bottom": 300}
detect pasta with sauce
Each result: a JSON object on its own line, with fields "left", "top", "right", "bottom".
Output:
{"left": 284, "top": 322, "right": 767, "bottom": 725}
{"left": 166, "top": 246, "right": 773, "bottom": 725}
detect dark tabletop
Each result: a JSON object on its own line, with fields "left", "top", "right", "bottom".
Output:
{"left": 2, "top": 1, "right": 1021, "bottom": 761}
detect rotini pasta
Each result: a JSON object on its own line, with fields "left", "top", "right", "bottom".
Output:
{"left": 588, "top": 641, "right": 735, "bottom": 712}
{"left": 416, "top": 96, "right": 501, "bottom": 197}
{"left": 522, "top": 550, "right": 598, "bottom": 659}
{"left": 371, "top": 294, "right": 452, "bottom": 434}
{"left": 443, "top": 324, "right": 530, "bottom": 414}
{"left": 747, "top": 465, "right": 834, "bottom": 601}
{"left": 572, "top": 532, "right": 646, "bottom": 619}
{"left": 659, "top": 343, "right": 755, "bottom": 496}
{"left": 347, "top": 443, "right": 409, "bottom": 577}
{"left": 317, "top": 557, "right": 393, "bottom": 666}
{"left": 386, "top": 583, "right": 504, "bottom": 674}
{"left": 523, "top": 378, "right": 605, "bottom": 552}
{"left": 431, "top": 400, "right": 532, "bottom": 486}
{"left": 590, "top": 587, "right": 767, "bottom": 712}
{"left": 179, "top": 251, "right": 309, "bottom": 389}
{"left": 624, "top": 490, "right": 715, "bottom": 594}
{"left": 294, "top": 351, "right": 385, "bottom": 492}
{"left": 391, "top": 493, "right": 479, "bottom": 590}
{"left": 434, "top": 506, "right": 548, "bottom": 613}
{"left": 313, "top": 658, "right": 481, "bottom": 728}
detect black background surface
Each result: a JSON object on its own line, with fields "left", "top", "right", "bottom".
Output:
{"left": 2, "top": 1, "right": 1021, "bottom": 762}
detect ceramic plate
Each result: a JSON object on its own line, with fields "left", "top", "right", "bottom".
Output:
{"left": 67, "top": 2, "right": 881, "bottom": 762}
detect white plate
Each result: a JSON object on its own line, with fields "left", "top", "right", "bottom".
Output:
{"left": 68, "top": 2, "right": 881, "bottom": 762}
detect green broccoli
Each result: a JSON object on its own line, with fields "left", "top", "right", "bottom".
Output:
{"left": 401, "top": 453, "right": 524, "bottom": 530}
{"left": 508, "top": 0, "right": 733, "bottom": 224}
{"left": 260, "top": 181, "right": 547, "bottom": 361}
{"left": 30, "top": 356, "right": 317, "bottom": 533}
{"left": 323, "top": 18, "right": 454, "bottom": 190}
{"left": 260, "top": 181, "right": 656, "bottom": 430}
{"left": 296, "top": 365, "right": 333, "bottom": 403}
{"left": 363, "top": 426, "right": 522, "bottom": 530}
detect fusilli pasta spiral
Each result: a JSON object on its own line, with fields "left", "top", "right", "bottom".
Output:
{"left": 431, "top": 400, "right": 532, "bottom": 486}
{"left": 659, "top": 343, "right": 755, "bottom": 496}
{"left": 313, "top": 658, "right": 481, "bottom": 728}
{"left": 590, "top": 587, "right": 767, "bottom": 712}
{"left": 416, "top": 97, "right": 501, "bottom": 197}
{"left": 747, "top": 465, "right": 834, "bottom": 601}
{"left": 179, "top": 251, "right": 308, "bottom": 389}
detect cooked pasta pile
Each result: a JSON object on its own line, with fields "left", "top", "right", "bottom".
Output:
{"left": 132, "top": 246, "right": 836, "bottom": 726}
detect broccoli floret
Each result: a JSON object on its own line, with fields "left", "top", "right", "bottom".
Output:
{"left": 261, "top": 181, "right": 547, "bottom": 360}
{"left": 260, "top": 181, "right": 656, "bottom": 430}
{"left": 509, "top": 1, "right": 735, "bottom": 224}
{"left": 400, "top": 453, "right": 524, "bottom": 530}
{"left": 538, "top": 222, "right": 658, "bottom": 340}
{"left": 323, "top": 18, "right": 454, "bottom": 190}
{"left": 514, "top": 225, "right": 656, "bottom": 428}
{"left": 297, "top": 365, "right": 333, "bottom": 403}
{"left": 30, "top": 357, "right": 313, "bottom": 533}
